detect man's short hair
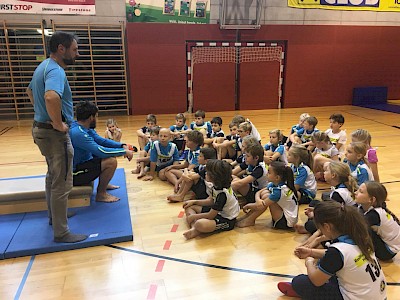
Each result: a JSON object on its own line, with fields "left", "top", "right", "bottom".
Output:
{"left": 49, "top": 31, "right": 78, "bottom": 53}
{"left": 76, "top": 101, "right": 98, "bottom": 121}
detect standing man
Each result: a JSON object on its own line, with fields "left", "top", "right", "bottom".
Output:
{"left": 27, "top": 31, "right": 88, "bottom": 243}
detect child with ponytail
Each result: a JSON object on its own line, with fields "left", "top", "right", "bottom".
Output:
{"left": 236, "top": 161, "right": 298, "bottom": 229}
{"left": 344, "top": 141, "right": 374, "bottom": 186}
{"left": 278, "top": 201, "right": 387, "bottom": 299}
{"left": 356, "top": 181, "right": 400, "bottom": 261}
{"left": 295, "top": 161, "right": 358, "bottom": 235}
{"left": 287, "top": 144, "right": 317, "bottom": 205}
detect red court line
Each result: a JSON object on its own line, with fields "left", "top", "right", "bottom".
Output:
{"left": 155, "top": 260, "right": 165, "bottom": 272}
{"left": 170, "top": 224, "right": 179, "bottom": 232}
{"left": 163, "top": 240, "right": 172, "bottom": 250}
{"left": 177, "top": 211, "right": 185, "bottom": 218}
{"left": 146, "top": 284, "right": 157, "bottom": 300}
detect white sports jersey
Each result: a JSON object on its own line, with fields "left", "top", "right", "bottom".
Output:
{"left": 325, "top": 128, "right": 347, "bottom": 154}
{"left": 314, "top": 144, "right": 340, "bottom": 159}
{"left": 330, "top": 185, "right": 356, "bottom": 206}
{"left": 331, "top": 242, "right": 387, "bottom": 300}
{"left": 211, "top": 186, "right": 240, "bottom": 220}
{"left": 267, "top": 183, "right": 298, "bottom": 227}
{"left": 368, "top": 207, "right": 400, "bottom": 254}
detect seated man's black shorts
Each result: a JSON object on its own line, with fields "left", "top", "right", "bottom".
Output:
{"left": 73, "top": 157, "right": 102, "bottom": 186}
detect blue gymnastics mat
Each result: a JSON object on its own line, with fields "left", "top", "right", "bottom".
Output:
{"left": 0, "top": 168, "right": 133, "bottom": 259}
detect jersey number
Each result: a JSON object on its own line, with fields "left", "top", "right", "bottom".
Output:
{"left": 365, "top": 259, "right": 381, "bottom": 282}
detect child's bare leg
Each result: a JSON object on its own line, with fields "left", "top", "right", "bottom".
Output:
{"left": 165, "top": 169, "right": 183, "bottom": 190}
{"left": 236, "top": 207, "right": 267, "bottom": 228}
{"left": 138, "top": 136, "right": 147, "bottom": 150}
{"left": 168, "top": 180, "right": 194, "bottom": 202}
{"left": 294, "top": 223, "right": 309, "bottom": 234}
{"left": 183, "top": 219, "right": 216, "bottom": 240}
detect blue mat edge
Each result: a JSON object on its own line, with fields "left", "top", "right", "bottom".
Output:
{"left": 1, "top": 168, "right": 133, "bottom": 260}
{"left": 4, "top": 234, "right": 133, "bottom": 259}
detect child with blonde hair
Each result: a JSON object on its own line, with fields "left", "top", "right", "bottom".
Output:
{"left": 312, "top": 131, "right": 340, "bottom": 181}
{"left": 287, "top": 145, "right": 317, "bottom": 205}
{"left": 356, "top": 181, "right": 400, "bottom": 261}
{"left": 264, "top": 129, "right": 287, "bottom": 165}
{"left": 105, "top": 119, "right": 122, "bottom": 142}
{"left": 295, "top": 161, "right": 358, "bottom": 235}
{"left": 344, "top": 142, "right": 374, "bottom": 186}
{"left": 351, "top": 129, "right": 380, "bottom": 182}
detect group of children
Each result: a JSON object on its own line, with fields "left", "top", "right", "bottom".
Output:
{"left": 104, "top": 110, "right": 398, "bottom": 299}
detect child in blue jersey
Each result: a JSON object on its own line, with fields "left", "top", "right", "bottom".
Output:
{"left": 164, "top": 130, "right": 204, "bottom": 191}
{"left": 142, "top": 128, "right": 179, "bottom": 182}
{"left": 312, "top": 131, "right": 340, "bottom": 181}
{"left": 295, "top": 161, "right": 358, "bottom": 235}
{"left": 136, "top": 114, "right": 157, "bottom": 150}
{"left": 232, "top": 142, "right": 268, "bottom": 204}
{"left": 290, "top": 116, "right": 319, "bottom": 151}
{"left": 287, "top": 145, "right": 317, "bottom": 205}
{"left": 167, "top": 147, "right": 216, "bottom": 202}
{"left": 286, "top": 113, "right": 310, "bottom": 148}
{"left": 183, "top": 160, "right": 240, "bottom": 239}
{"left": 237, "top": 161, "right": 298, "bottom": 229}
{"left": 170, "top": 113, "right": 189, "bottom": 154}
{"left": 356, "top": 181, "right": 400, "bottom": 261}
{"left": 132, "top": 126, "right": 160, "bottom": 179}
{"left": 351, "top": 129, "right": 380, "bottom": 182}
{"left": 344, "top": 142, "right": 374, "bottom": 186}
{"left": 203, "top": 116, "right": 225, "bottom": 147}
{"left": 264, "top": 129, "right": 287, "bottom": 165}
{"left": 190, "top": 109, "right": 212, "bottom": 137}
{"left": 278, "top": 201, "right": 387, "bottom": 300}
{"left": 231, "top": 121, "right": 253, "bottom": 168}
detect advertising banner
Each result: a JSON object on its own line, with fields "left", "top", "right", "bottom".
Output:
{"left": 0, "top": 0, "right": 96, "bottom": 15}
{"left": 288, "top": 0, "right": 400, "bottom": 12}
{"left": 126, "top": 0, "right": 210, "bottom": 24}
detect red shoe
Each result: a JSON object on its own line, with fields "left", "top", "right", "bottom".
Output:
{"left": 277, "top": 282, "right": 300, "bottom": 298}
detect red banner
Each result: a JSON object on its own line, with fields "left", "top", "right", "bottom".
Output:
{"left": 0, "top": 0, "right": 96, "bottom": 14}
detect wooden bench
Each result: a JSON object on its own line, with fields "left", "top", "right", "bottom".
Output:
{"left": 0, "top": 177, "right": 92, "bottom": 215}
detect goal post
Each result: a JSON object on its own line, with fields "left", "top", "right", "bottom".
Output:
{"left": 186, "top": 41, "right": 286, "bottom": 112}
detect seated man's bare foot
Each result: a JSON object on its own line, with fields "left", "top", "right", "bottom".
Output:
{"left": 131, "top": 167, "right": 141, "bottom": 174}
{"left": 137, "top": 172, "right": 146, "bottom": 179}
{"left": 106, "top": 184, "right": 120, "bottom": 190}
{"left": 294, "top": 224, "right": 309, "bottom": 234}
{"left": 96, "top": 192, "right": 120, "bottom": 202}
{"left": 236, "top": 218, "right": 255, "bottom": 228}
{"left": 167, "top": 194, "right": 185, "bottom": 202}
{"left": 183, "top": 228, "right": 200, "bottom": 239}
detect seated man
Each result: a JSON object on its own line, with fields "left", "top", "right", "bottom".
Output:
{"left": 70, "top": 101, "right": 134, "bottom": 202}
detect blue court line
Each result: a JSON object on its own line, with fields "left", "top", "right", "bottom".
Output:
{"left": 106, "top": 245, "right": 400, "bottom": 286}
{"left": 14, "top": 255, "right": 35, "bottom": 300}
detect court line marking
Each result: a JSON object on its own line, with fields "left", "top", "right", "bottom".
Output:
{"left": 14, "top": 255, "right": 35, "bottom": 300}
{"left": 106, "top": 245, "right": 400, "bottom": 285}
{"left": 343, "top": 110, "right": 398, "bottom": 128}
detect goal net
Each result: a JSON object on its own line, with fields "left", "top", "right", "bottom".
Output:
{"left": 187, "top": 45, "right": 284, "bottom": 112}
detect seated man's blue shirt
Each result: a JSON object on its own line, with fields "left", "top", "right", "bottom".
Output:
{"left": 70, "top": 121, "right": 126, "bottom": 169}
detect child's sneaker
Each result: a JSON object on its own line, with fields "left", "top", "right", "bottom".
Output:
{"left": 277, "top": 282, "right": 300, "bottom": 297}
{"left": 128, "top": 144, "right": 138, "bottom": 152}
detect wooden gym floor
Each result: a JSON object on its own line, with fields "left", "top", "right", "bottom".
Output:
{"left": 0, "top": 105, "right": 399, "bottom": 299}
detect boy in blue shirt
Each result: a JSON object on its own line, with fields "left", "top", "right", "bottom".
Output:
{"left": 143, "top": 128, "right": 180, "bottom": 181}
